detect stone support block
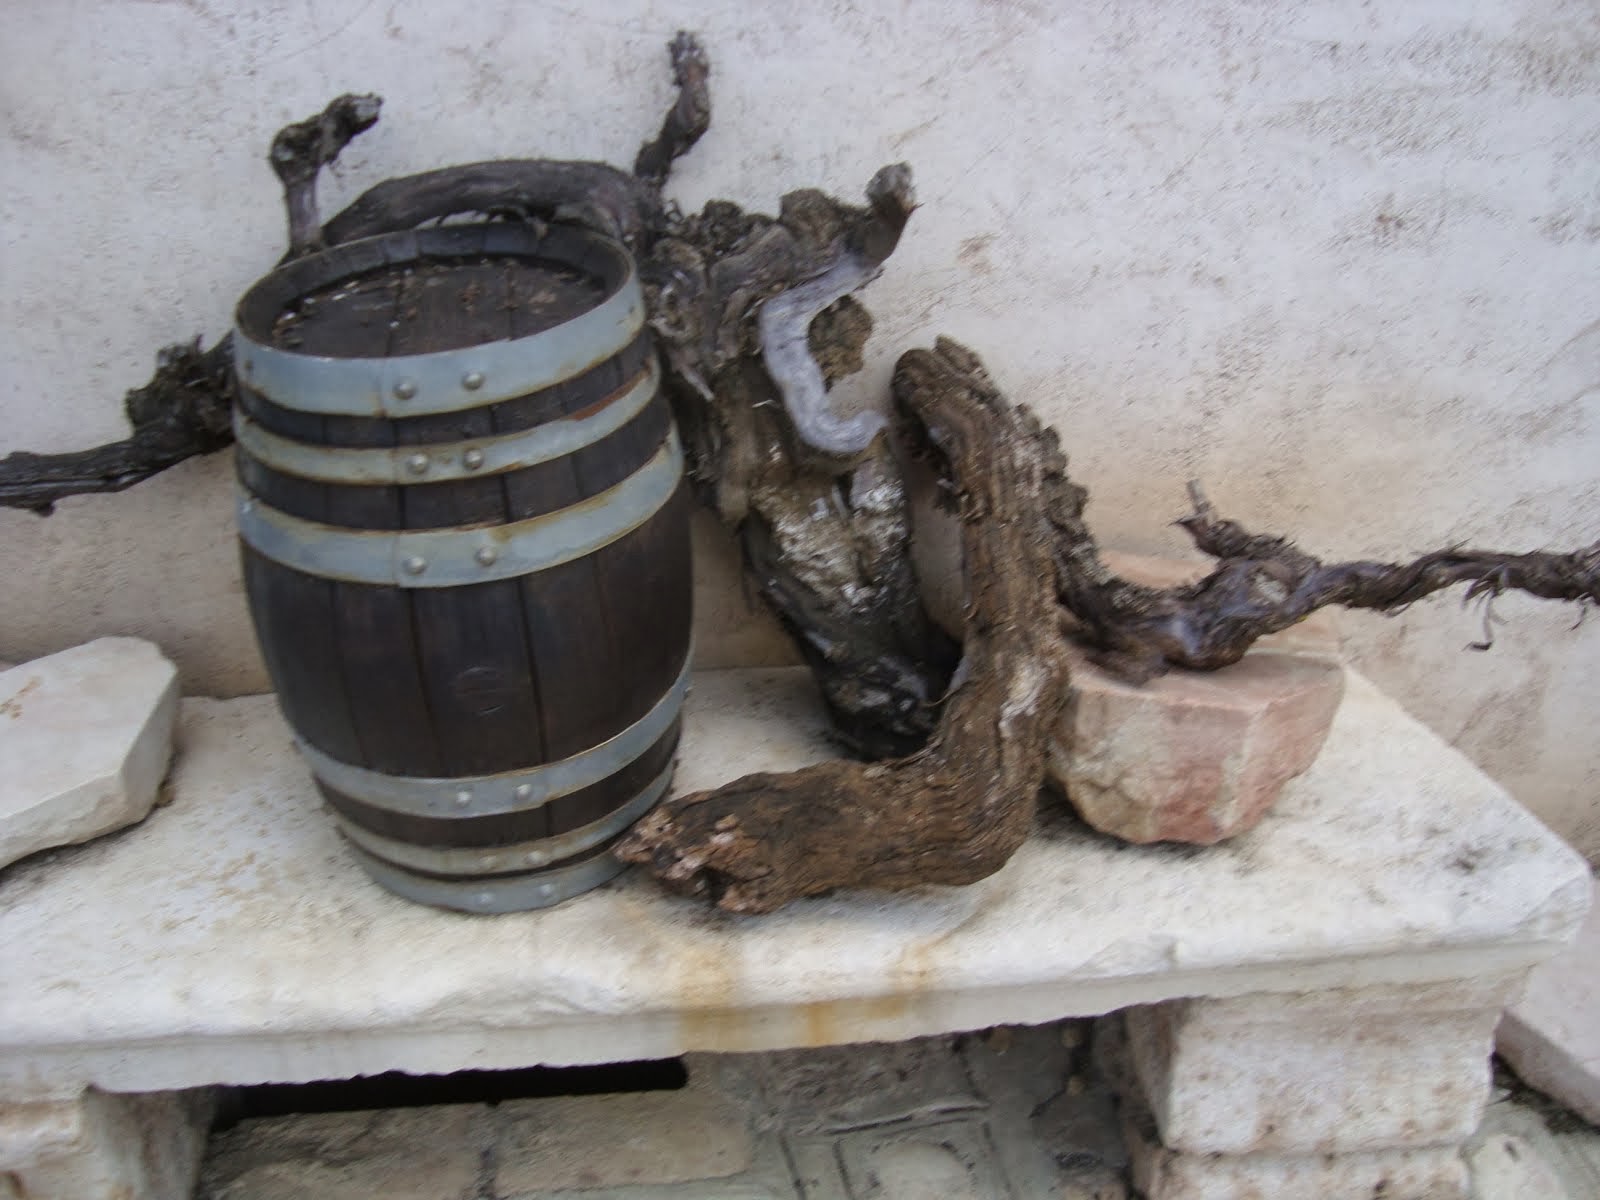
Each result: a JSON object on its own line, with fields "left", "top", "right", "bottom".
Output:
{"left": 1123, "top": 977, "right": 1522, "bottom": 1158}
{"left": 0, "top": 638, "right": 178, "bottom": 869}
{"left": 1124, "top": 1114, "right": 1470, "bottom": 1200}
{"left": 1048, "top": 553, "right": 1344, "bottom": 845}
{"left": 0, "top": 1087, "right": 214, "bottom": 1200}
{"left": 1497, "top": 882, "right": 1600, "bottom": 1126}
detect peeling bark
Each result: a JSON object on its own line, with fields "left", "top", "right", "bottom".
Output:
{"left": 614, "top": 339, "right": 1072, "bottom": 911}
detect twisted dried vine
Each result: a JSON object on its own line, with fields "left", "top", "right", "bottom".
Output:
{"left": 615, "top": 338, "right": 1071, "bottom": 911}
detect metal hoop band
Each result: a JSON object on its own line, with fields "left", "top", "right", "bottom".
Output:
{"left": 333, "top": 759, "right": 673, "bottom": 879}
{"left": 344, "top": 839, "right": 629, "bottom": 914}
{"left": 237, "top": 429, "right": 682, "bottom": 588}
{"left": 297, "top": 656, "right": 691, "bottom": 819}
{"left": 234, "top": 358, "right": 659, "bottom": 485}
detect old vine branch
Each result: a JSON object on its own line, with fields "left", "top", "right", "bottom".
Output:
{"left": 270, "top": 92, "right": 383, "bottom": 257}
{"left": 633, "top": 30, "right": 712, "bottom": 190}
{"left": 615, "top": 339, "right": 1072, "bottom": 911}
{"left": 0, "top": 339, "right": 235, "bottom": 516}
{"left": 1055, "top": 481, "right": 1600, "bottom": 681}
{"left": 324, "top": 32, "right": 712, "bottom": 249}
{"left": 320, "top": 160, "right": 658, "bottom": 249}
{"left": 0, "top": 33, "right": 710, "bottom": 515}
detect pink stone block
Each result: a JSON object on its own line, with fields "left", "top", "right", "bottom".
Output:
{"left": 1049, "top": 553, "right": 1344, "bottom": 845}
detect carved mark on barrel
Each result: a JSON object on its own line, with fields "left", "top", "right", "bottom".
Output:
{"left": 451, "top": 664, "right": 518, "bottom": 717}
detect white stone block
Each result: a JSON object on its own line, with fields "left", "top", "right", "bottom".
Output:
{"left": 0, "top": 670, "right": 1587, "bottom": 1105}
{"left": 1497, "top": 881, "right": 1600, "bottom": 1126}
{"left": 0, "top": 638, "right": 178, "bottom": 869}
{"left": 0, "top": 1088, "right": 213, "bottom": 1200}
{"left": 1125, "top": 978, "right": 1521, "bottom": 1156}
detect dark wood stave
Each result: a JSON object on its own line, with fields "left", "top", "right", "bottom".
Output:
{"left": 235, "top": 224, "right": 691, "bottom": 909}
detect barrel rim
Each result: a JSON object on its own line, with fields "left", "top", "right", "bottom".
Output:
{"left": 232, "top": 222, "right": 644, "bottom": 418}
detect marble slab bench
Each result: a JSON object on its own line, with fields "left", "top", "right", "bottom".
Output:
{"left": 0, "top": 668, "right": 1590, "bottom": 1200}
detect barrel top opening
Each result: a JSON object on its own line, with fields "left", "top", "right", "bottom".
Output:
{"left": 267, "top": 254, "right": 606, "bottom": 357}
{"left": 236, "top": 223, "right": 628, "bottom": 358}
{"left": 232, "top": 223, "right": 646, "bottom": 417}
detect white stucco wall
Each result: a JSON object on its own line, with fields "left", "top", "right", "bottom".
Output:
{"left": 2, "top": 1, "right": 1597, "bottom": 854}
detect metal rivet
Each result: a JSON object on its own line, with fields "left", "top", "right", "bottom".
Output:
{"left": 475, "top": 891, "right": 495, "bottom": 907}
{"left": 526, "top": 850, "right": 547, "bottom": 867}
{"left": 403, "top": 555, "right": 427, "bottom": 575}
{"left": 392, "top": 379, "right": 417, "bottom": 400}
{"left": 514, "top": 783, "right": 534, "bottom": 801}
{"left": 455, "top": 789, "right": 473, "bottom": 807}
{"left": 475, "top": 546, "right": 498, "bottom": 567}
{"left": 405, "top": 452, "right": 429, "bottom": 475}
{"left": 462, "top": 370, "right": 485, "bottom": 390}
{"left": 537, "top": 883, "right": 556, "bottom": 899}
{"left": 481, "top": 854, "right": 501, "bottom": 871}
{"left": 463, "top": 448, "right": 485, "bottom": 470}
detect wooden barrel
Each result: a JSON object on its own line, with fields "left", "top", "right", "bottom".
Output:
{"left": 231, "top": 222, "right": 692, "bottom": 914}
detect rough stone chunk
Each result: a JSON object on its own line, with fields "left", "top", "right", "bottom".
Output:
{"left": 1049, "top": 552, "right": 1344, "bottom": 845}
{"left": 1125, "top": 1126, "right": 1470, "bottom": 1200}
{"left": 0, "top": 1088, "right": 214, "bottom": 1200}
{"left": 200, "top": 1104, "right": 486, "bottom": 1200}
{"left": 493, "top": 1073, "right": 754, "bottom": 1193}
{"left": 1121, "top": 977, "right": 1518, "bottom": 1157}
{"left": 1497, "top": 882, "right": 1600, "bottom": 1125}
{"left": 0, "top": 638, "right": 179, "bottom": 869}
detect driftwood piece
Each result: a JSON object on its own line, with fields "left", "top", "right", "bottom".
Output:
{"left": 325, "top": 32, "right": 710, "bottom": 252}
{"left": 643, "top": 160, "right": 955, "bottom": 756}
{"left": 633, "top": 31, "right": 713, "bottom": 190}
{"left": 0, "top": 338, "right": 235, "bottom": 516}
{"left": 0, "top": 94, "right": 384, "bottom": 516}
{"left": 270, "top": 93, "right": 382, "bottom": 258}
{"left": 1053, "top": 482, "right": 1600, "bottom": 683}
{"left": 615, "top": 339, "right": 1073, "bottom": 911}
{"left": 618, "top": 333, "right": 1600, "bottom": 911}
